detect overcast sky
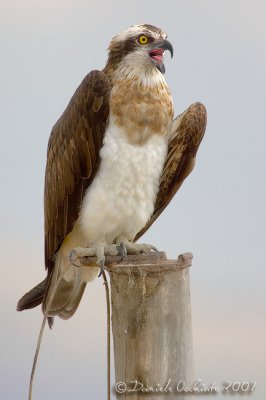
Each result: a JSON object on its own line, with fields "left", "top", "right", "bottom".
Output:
{"left": 1, "top": 1, "right": 266, "bottom": 399}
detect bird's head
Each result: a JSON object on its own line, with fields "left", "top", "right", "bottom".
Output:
{"left": 104, "top": 24, "right": 173, "bottom": 77}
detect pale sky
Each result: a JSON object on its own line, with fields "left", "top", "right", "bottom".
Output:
{"left": 1, "top": 1, "right": 266, "bottom": 399}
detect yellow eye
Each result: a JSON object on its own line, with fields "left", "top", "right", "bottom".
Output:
{"left": 138, "top": 35, "right": 148, "bottom": 44}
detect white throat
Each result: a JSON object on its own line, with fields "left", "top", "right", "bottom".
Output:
{"left": 113, "top": 53, "right": 167, "bottom": 87}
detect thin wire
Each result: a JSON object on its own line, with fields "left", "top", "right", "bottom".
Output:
{"left": 28, "top": 262, "right": 111, "bottom": 400}
{"left": 102, "top": 269, "right": 111, "bottom": 400}
{"left": 28, "top": 267, "right": 69, "bottom": 400}
{"left": 28, "top": 316, "right": 46, "bottom": 400}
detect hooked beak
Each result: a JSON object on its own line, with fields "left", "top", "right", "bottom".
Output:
{"left": 149, "top": 39, "right": 174, "bottom": 74}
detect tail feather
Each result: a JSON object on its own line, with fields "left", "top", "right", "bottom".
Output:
{"left": 59, "top": 279, "right": 87, "bottom": 319}
{"left": 40, "top": 225, "right": 100, "bottom": 320}
{"left": 17, "top": 279, "right": 47, "bottom": 311}
{"left": 43, "top": 264, "right": 97, "bottom": 320}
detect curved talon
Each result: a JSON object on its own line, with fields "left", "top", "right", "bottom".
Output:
{"left": 69, "top": 249, "right": 77, "bottom": 263}
{"left": 69, "top": 249, "right": 81, "bottom": 267}
{"left": 72, "top": 261, "right": 81, "bottom": 268}
{"left": 150, "top": 245, "right": 158, "bottom": 252}
{"left": 140, "top": 246, "right": 157, "bottom": 254}
{"left": 117, "top": 243, "right": 127, "bottom": 257}
{"left": 97, "top": 259, "right": 105, "bottom": 277}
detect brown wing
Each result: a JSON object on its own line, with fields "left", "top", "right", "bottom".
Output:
{"left": 135, "top": 102, "right": 207, "bottom": 241}
{"left": 44, "top": 70, "right": 111, "bottom": 274}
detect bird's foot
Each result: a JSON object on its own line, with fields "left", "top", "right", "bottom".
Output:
{"left": 69, "top": 242, "right": 158, "bottom": 276}
{"left": 116, "top": 240, "right": 158, "bottom": 255}
{"left": 69, "top": 243, "right": 126, "bottom": 276}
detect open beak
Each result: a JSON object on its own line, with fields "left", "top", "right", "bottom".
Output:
{"left": 149, "top": 39, "right": 174, "bottom": 74}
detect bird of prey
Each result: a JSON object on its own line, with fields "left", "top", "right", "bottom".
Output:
{"left": 17, "top": 24, "right": 206, "bottom": 326}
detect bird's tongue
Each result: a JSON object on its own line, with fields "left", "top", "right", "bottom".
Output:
{"left": 149, "top": 48, "right": 164, "bottom": 64}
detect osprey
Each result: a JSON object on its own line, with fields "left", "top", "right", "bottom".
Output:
{"left": 17, "top": 24, "right": 206, "bottom": 325}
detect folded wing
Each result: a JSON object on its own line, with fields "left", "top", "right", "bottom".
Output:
{"left": 17, "top": 70, "right": 111, "bottom": 313}
{"left": 135, "top": 102, "right": 207, "bottom": 240}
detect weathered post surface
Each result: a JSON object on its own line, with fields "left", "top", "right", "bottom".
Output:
{"left": 75, "top": 251, "right": 193, "bottom": 400}
{"left": 107, "top": 251, "right": 193, "bottom": 400}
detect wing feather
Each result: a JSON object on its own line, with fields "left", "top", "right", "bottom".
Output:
{"left": 135, "top": 102, "right": 207, "bottom": 240}
{"left": 44, "top": 70, "right": 111, "bottom": 275}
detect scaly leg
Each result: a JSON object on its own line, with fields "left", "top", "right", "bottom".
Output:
{"left": 69, "top": 243, "right": 122, "bottom": 276}
{"left": 69, "top": 240, "right": 158, "bottom": 276}
{"left": 115, "top": 238, "right": 158, "bottom": 255}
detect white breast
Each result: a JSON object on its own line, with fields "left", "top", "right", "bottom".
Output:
{"left": 78, "top": 116, "right": 168, "bottom": 245}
